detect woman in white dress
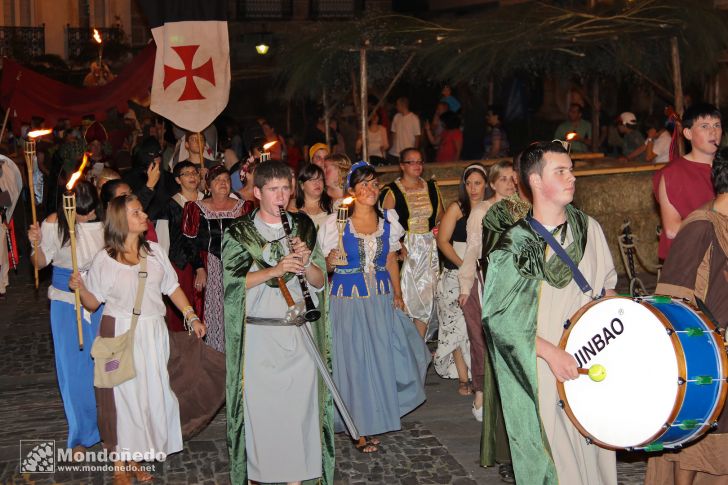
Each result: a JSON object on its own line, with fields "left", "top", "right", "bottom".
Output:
{"left": 288, "top": 163, "right": 333, "bottom": 228}
{"left": 433, "top": 164, "right": 488, "bottom": 394}
{"left": 70, "top": 194, "right": 205, "bottom": 484}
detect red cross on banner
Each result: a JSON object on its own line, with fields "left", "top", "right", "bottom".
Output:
{"left": 150, "top": 20, "right": 230, "bottom": 133}
{"left": 163, "top": 45, "right": 216, "bottom": 101}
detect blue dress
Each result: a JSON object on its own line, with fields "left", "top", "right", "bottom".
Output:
{"left": 320, "top": 210, "right": 431, "bottom": 436}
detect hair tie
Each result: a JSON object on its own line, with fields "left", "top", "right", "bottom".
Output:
{"left": 345, "top": 160, "right": 371, "bottom": 191}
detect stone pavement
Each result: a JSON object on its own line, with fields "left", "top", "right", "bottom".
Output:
{"left": 0, "top": 263, "right": 649, "bottom": 484}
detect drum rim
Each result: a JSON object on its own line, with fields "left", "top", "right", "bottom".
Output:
{"left": 556, "top": 295, "right": 687, "bottom": 450}
{"left": 679, "top": 300, "right": 728, "bottom": 443}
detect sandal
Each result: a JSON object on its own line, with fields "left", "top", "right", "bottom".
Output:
{"left": 458, "top": 379, "right": 473, "bottom": 396}
{"left": 113, "top": 462, "right": 132, "bottom": 485}
{"left": 353, "top": 437, "right": 378, "bottom": 453}
{"left": 366, "top": 436, "right": 381, "bottom": 445}
{"left": 129, "top": 461, "right": 153, "bottom": 483}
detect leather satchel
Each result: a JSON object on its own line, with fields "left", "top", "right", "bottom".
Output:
{"left": 91, "top": 250, "right": 148, "bottom": 388}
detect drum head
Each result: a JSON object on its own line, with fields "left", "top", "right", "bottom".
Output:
{"left": 560, "top": 298, "right": 680, "bottom": 449}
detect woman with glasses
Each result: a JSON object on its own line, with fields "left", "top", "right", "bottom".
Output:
{"left": 380, "top": 147, "right": 443, "bottom": 338}
{"left": 288, "top": 163, "right": 333, "bottom": 228}
{"left": 156, "top": 161, "right": 205, "bottom": 331}
{"left": 182, "top": 165, "right": 252, "bottom": 352}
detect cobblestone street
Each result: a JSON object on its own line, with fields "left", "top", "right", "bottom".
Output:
{"left": 0, "top": 263, "right": 648, "bottom": 484}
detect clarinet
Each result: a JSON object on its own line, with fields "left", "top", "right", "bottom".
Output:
{"left": 279, "top": 206, "right": 321, "bottom": 322}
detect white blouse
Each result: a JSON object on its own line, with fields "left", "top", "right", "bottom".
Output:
{"left": 318, "top": 210, "right": 404, "bottom": 272}
{"left": 84, "top": 242, "right": 180, "bottom": 319}
{"left": 40, "top": 220, "right": 104, "bottom": 271}
{"left": 39, "top": 220, "right": 104, "bottom": 304}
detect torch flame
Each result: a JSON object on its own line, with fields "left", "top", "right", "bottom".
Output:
{"left": 66, "top": 153, "right": 89, "bottom": 191}
{"left": 263, "top": 141, "right": 277, "bottom": 151}
{"left": 92, "top": 29, "right": 102, "bottom": 44}
{"left": 342, "top": 196, "right": 354, "bottom": 206}
{"left": 27, "top": 129, "right": 52, "bottom": 139}
{"left": 566, "top": 132, "right": 577, "bottom": 141}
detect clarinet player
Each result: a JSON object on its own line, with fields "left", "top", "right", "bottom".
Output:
{"left": 221, "top": 161, "right": 335, "bottom": 485}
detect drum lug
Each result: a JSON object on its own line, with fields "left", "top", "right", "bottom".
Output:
{"left": 666, "top": 328, "right": 675, "bottom": 336}
{"left": 585, "top": 437, "right": 593, "bottom": 445}
{"left": 711, "top": 421, "right": 719, "bottom": 430}
{"left": 557, "top": 400, "right": 564, "bottom": 409}
{"left": 563, "top": 319, "right": 571, "bottom": 329}
{"left": 678, "top": 377, "right": 686, "bottom": 385}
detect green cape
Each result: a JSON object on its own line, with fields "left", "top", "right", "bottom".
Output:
{"left": 481, "top": 204, "right": 588, "bottom": 485}
{"left": 479, "top": 194, "right": 531, "bottom": 467}
{"left": 222, "top": 210, "right": 335, "bottom": 485}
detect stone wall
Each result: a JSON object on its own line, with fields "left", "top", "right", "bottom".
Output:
{"left": 376, "top": 159, "right": 662, "bottom": 276}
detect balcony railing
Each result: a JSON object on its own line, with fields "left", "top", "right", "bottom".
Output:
{"left": 0, "top": 26, "right": 45, "bottom": 59}
{"left": 66, "top": 26, "right": 124, "bottom": 60}
{"left": 237, "top": 0, "right": 294, "bottom": 19}
{"left": 310, "top": 0, "right": 364, "bottom": 18}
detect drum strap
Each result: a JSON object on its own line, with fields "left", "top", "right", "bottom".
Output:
{"left": 527, "top": 215, "right": 598, "bottom": 297}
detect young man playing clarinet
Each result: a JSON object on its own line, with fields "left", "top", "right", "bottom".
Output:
{"left": 222, "top": 160, "right": 334, "bottom": 485}
{"left": 482, "top": 141, "right": 618, "bottom": 485}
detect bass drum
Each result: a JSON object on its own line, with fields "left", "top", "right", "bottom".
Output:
{"left": 557, "top": 296, "right": 728, "bottom": 451}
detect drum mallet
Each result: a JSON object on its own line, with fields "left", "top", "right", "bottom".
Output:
{"left": 578, "top": 364, "right": 607, "bottom": 382}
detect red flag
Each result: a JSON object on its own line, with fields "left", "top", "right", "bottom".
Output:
{"left": 0, "top": 45, "right": 155, "bottom": 131}
{"left": 144, "top": 2, "right": 230, "bottom": 133}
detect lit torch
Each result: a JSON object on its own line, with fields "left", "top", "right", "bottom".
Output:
{"left": 92, "top": 28, "right": 103, "bottom": 65}
{"left": 24, "top": 129, "right": 52, "bottom": 289}
{"left": 63, "top": 152, "right": 90, "bottom": 350}
{"left": 564, "top": 132, "right": 577, "bottom": 154}
{"left": 333, "top": 196, "right": 354, "bottom": 266}
{"left": 261, "top": 141, "right": 277, "bottom": 162}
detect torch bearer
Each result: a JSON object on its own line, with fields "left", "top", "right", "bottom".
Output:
{"left": 333, "top": 197, "right": 354, "bottom": 266}
{"left": 92, "top": 28, "right": 103, "bottom": 66}
{"left": 63, "top": 152, "right": 89, "bottom": 350}
{"left": 24, "top": 129, "right": 52, "bottom": 289}
{"left": 261, "top": 141, "right": 277, "bottom": 162}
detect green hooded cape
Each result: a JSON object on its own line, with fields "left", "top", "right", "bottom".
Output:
{"left": 481, "top": 204, "right": 588, "bottom": 485}
{"left": 222, "top": 210, "right": 335, "bottom": 485}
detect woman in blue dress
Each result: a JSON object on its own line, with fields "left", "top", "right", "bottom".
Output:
{"left": 26, "top": 181, "right": 103, "bottom": 451}
{"left": 319, "top": 161, "right": 431, "bottom": 453}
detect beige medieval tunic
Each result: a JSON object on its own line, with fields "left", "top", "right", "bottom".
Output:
{"left": 536, "top": 217, "right": 619, "bottom": 485}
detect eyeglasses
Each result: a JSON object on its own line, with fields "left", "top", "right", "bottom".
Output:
{"left": 179, "top": 170, "right": 200, "bottom": 177}
{"left": 402, "top": 160, "right": 425, "bottom": 165}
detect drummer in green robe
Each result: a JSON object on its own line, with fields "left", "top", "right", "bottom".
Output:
{"left": 222, "top": 160, "right": 334, "bottom": 485}
{"left": 481, "top": 141, "right": 618, "bottom": 485}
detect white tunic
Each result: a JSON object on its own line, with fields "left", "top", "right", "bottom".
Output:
{"left": 242, "top": 215, "right": 324, "bottom": 483}
{"left": 85, "top": 242, "right": 183, "bottom": 456}
{"left": 537, "top": 218, "right": 618, "bottom": 485}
